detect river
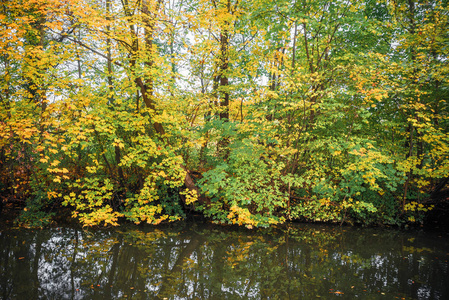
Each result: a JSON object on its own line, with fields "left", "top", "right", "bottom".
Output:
{"left": 0, "top": 221, "right": 448, "bottom": 299}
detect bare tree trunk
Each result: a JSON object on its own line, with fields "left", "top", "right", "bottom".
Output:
{"left": 106, "top": 0, "right": 126, "bottom": 190}
{"left": 216, "top": 0, "right": 231, "bottom": 159}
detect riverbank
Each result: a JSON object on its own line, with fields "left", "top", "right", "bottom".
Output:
{"left": 2, "top": 200, "right": 448, "bottom": 232}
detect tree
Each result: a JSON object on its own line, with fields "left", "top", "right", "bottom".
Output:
{"left": 1, "top": 0, "right": 447, "bottom": 227}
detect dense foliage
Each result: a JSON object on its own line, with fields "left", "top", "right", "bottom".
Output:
{"left": 1, "top": 0, "right": 448, "bottom": 227}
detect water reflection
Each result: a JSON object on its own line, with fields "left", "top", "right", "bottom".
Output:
{"left": 0, "top": 223, "right": 448, "bottom": 299}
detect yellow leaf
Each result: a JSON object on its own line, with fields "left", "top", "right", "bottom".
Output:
{"left": 50, "top": 160, "right": 60, "bottom": 167}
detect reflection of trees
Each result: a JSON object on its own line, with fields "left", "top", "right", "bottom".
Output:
{"left": 0, "top": 224, "right": 448, "bottom": 299}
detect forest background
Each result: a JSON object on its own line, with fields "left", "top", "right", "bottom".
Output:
{"left": 0, "top": 0, "right": 448, "bottom": 228}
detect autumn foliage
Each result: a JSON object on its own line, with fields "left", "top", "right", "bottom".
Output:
{"left": 1, "top": 0, "right": 447, "bottom": 227}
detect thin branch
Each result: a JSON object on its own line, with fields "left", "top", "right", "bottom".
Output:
{"left": 67, "top": 36, "right": 124, "bottom": 68}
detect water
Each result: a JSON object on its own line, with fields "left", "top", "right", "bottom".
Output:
{"left": 0, "top": 222, "right": 448, "bottom": 299}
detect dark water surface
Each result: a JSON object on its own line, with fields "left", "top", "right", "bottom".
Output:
{"left": 0, "top": 222, "right": 448, "bottom": 300}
